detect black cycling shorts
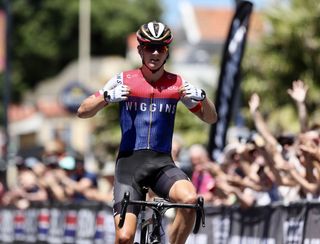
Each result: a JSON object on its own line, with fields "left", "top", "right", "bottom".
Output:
{"left": 113, "top": 149, "right": 190, "bottom": 216}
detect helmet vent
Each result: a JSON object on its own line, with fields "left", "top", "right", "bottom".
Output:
{"left": 148, "top": 22, "right": 165, "bottom": 38}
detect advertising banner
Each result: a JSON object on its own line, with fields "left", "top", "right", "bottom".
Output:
{"left": 1, "top": 202, "right": 320, "bottom": 243}
{"left": 208, "top": 1, "right": 253, "bottom": 161}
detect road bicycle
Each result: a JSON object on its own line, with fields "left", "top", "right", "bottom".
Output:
{"left": 118, "top": 190, "right": 205, "bottom": 244}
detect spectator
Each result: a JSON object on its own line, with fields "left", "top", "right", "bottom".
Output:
{"left": 41, "top": 141, "right": 70, "bottom": 202}
{"left": 241, "top": 165, "right": 277, "bottom": 206}
{"left": 0, "top": 181, "right": 5, "bottom": 205}
{"left": 55, "top": 154, "right": 98, "bottom": 202}
{"left": 210, "top": 178, "right": 255, "bottom": 208}
{"left": 287, "top": 80, "right": 309, "bottom": 132}
{"left": 189, "top": 144, "right": 215, "bottom": 203}
{"left": 2, "top": 159, "right": 48, "bottom": 209}
{"left": 172, "top": 134, "right": 192, "bottom": 178}
{"left": 212, "top": 141, "right": 272, "bottom": 208}
{"left": 248, "top": 92, "right": 302, "bottom": 203}
{"left": 85, "top": 161, "right": 115, "bottom": 204}
{"left": 279, "top": 129, "right": 320, "bottom": 199}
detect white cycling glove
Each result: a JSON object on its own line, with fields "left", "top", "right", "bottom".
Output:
{"left": 183, "top": 82, "right": 206, "bottom": 101}
{"left": 103, "top": 85, "right": 130, "bottom": 103}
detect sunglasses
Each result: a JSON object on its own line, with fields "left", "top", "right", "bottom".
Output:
{"left": 142, "top": 45, "right": 168, "bottom": 53}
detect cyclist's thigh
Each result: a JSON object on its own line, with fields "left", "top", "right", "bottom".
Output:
{"left": 151, "top": 165, "right": 190, "bottom": 199}
{"left": 113, "top": 154, "right": 144, "bottom": 217}
{"left": 113, "top": 179, "right": 142, "bottom": 216}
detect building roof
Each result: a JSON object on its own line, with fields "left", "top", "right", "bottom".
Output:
{"left": 183, "top": 5, "right": 264, "bottom": 44}
{"left": 9, "top": 100, "right": 69, "bottom": 123}
{"left": 9, "top": 104, "right": 37, "bottom": 122}
{"left": 194, "top": 7, "right": 264, "bottom": 42}
{"left": 9, "top": 56, "right": 130, "bottom": 123}
{"left": 36, "top": 99, "right": 69, "bottom": 118}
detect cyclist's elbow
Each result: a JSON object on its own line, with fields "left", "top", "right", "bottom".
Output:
{"left": 207, "top": 114, "right": 218, "bottom": 124}
{"left": 77, "top": 105, "right": 94, "bottom": 118}
{"left": 202, "top": 112, "right": 218, "bottom": 124}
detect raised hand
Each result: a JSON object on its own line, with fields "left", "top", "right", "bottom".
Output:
{"left": 104, "top": 85, "right": 130, "bottom": 103}
{"left": 248, "top": 93, "right": 260, "bottom": 114}
{"left": 179, "top": 82, "right": 206, "bottom": 101}
{"left": 287, "top": 80, "right": 308, "bottom": 103}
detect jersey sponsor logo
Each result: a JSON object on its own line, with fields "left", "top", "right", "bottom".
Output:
{"left": 116, "top": 74, "right": 122, "bottom": 84}
{"left": 155, "top": 85, "right": 179, "bottom": 92}
{"left": 126, "top": 73, "right": 139, "bottom": 79}
{"left": 125, "top": 101, "right": 176, "bottom": 114}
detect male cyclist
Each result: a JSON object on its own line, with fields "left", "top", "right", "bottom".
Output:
{"left": 77, "top": 21, "right": 217, "bottom": 244}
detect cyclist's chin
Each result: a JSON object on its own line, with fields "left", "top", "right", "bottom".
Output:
{"left": 145, "top": 62, "right": 162, "bottom": 70}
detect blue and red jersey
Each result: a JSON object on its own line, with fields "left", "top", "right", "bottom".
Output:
{"left": 102, "top": 69, "right": 197, "bottom": 153}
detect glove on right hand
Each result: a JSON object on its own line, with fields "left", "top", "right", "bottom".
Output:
{"left": 104, "top": 85, "right": 130, "bottom": 103}
{"left": 183, "top": 83, "right": 206, "bottom": 101}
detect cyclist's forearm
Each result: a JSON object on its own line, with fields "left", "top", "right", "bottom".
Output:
{"left": 77, "top": 94, "right": 107, "bottom": 118}
{"left": 195, "top": 98, "right": 217, "bottom": 124}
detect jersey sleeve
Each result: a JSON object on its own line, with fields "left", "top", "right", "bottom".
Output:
{"left": 95, "top": 73, "right": 124, "bottom": 97}
{"left": 102, "top": 72, "right": 124, "bottom": 91}
{"left": 180, "top": 78, "right": 200, "bottom": 109}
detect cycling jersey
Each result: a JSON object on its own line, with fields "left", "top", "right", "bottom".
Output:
{"left": 103, "top": 68, "right": 198, "bottom": 153}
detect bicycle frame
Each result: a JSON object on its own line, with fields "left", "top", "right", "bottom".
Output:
{"left": 118, "top": 191, "right": 205, "bottom": 244}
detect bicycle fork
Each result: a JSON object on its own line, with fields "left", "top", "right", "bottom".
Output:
{"left": 149, "top": 210, "right": 162, "bottom": 244}
{"left": 139, "top": 204, "right": 147, "bottom": 244}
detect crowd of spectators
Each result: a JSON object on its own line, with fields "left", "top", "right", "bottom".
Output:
{"left": 0, "top": 79, "right": 319, "bottom": 210}
{"left": 179, "top": 79, "right": 320, "bottom": 209}
{"left": 0, "top": 138, "right": 114, "bottom": 209}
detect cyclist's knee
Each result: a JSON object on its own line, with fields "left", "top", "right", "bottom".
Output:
{"left": 170, "top": 180, "right": 197, "bottom": 204}
{"left": 177, "top": 191, "right": 197, "bottom": 205}
{"left": 116, "top": 230, "right": 135, "bottom": 244}
{"left": 115, "top": 215, "right": 136, "bottom": 244}
{"left": 175, "top": 192, "right": 198, "bottom": 217}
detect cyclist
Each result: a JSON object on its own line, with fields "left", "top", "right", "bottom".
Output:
{"left": 77, "top": 21, "right": 217, "bottom": 244}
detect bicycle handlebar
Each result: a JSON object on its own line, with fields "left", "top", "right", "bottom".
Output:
{"left": 118, "top": 191, "right": 130, "bottom": 228}
{"left": 118, "top": 191, "right": 206, "bottom": 233}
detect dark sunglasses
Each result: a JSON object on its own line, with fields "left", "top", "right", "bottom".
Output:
{"left": 142, "top": 45, "right": 168, "bottom": 53}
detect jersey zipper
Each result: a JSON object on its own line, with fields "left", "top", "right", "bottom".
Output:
{"left": 147, "top": 87, "right": 154, "bottom": 149}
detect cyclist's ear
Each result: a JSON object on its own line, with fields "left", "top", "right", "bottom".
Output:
{"left": 137, "top": 45, "right": 143, "bottom": 57}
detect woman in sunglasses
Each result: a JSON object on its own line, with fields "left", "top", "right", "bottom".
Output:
{"left": 78, "top": 21, "right": 217, "bottom": 244}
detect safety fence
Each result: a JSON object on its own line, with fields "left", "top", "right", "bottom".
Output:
{"left": 1, "top": 200, "right": 320, "bottom": 243}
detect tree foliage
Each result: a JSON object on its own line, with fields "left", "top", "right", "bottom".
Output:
{"left": 242, "top": 0, "right": 320, "bottom": 134}
{"left": 1, "top": 0, "right": 162, "bottom": 102}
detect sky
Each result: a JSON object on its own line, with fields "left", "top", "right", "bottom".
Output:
{"left": 161, "top": 0, "right": 270, "bottom": 27}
